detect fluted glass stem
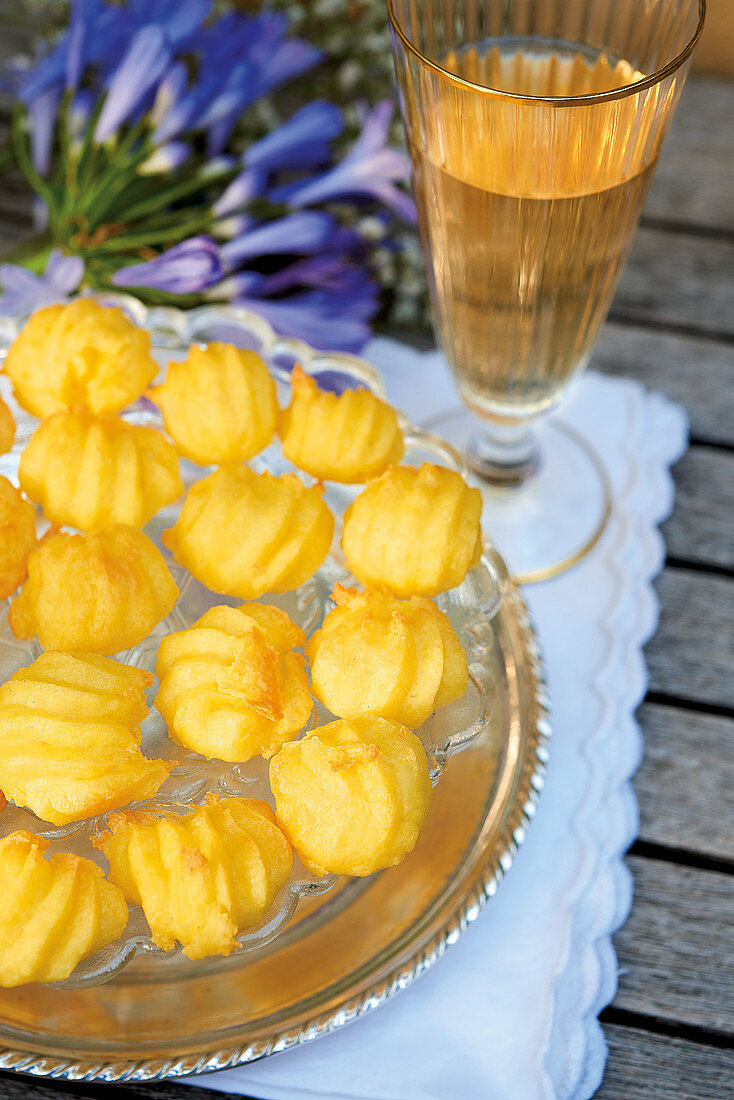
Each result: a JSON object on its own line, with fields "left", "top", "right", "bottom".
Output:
{"left": 467, "top": 421, "right": 539, "bottom": 485}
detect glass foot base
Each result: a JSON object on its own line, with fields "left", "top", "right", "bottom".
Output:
{"left": 425, "top": 408, "right": 612, "bottom": 584}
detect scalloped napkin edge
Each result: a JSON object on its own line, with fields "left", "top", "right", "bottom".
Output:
{"left": 187, "top": 341, "right": 687, "bottom": 1100}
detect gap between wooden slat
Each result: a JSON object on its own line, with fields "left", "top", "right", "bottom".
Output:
{"left": 640, "top": 215, "right": 734, "bottom": 245}
{"left": 664, "top": 556, "right": 734, "bottom": 581}
{"left": 629, "top": 840, "right": 734, "bottom": 877}
{"left": 607, "top": 311, "right": 734, "bottom": 347}
{"left": 643, "top": 691, "right": 734, "bottom": 721}
{"left": 0, "top": 1068, "right": 250, "bottom": 1100}
{"left": 601, "top": 1007, "right": 734, "bottom": 1051}
{"left": 689, "top": 437, "right": 734, "bottom": 454}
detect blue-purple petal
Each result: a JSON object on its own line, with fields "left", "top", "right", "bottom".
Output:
{"left": 94, "top": 26, "right": 171, "bottom": 144}
{"left": 213, "top": 167, "right": 266, "bottom": 218}
{"left": 232, "top": 290, "right": 374, "bottom": 353}
{"left": 246, "top": 102, "right": 343, "bottom": 174}
{"left": 111, "top": 236, "right": 224, "bottom": 294}
{"left": 0, "top": 250, "right": 83, "bottom": 317}
{"left": 44, "top": 251, "right": 85, "bottom": 293}
{"left": 220, "top": 211, "right": 336, "bottom": 269}
{"left": 29, "top": 86, "right": 60, "bottom": 176}
{"left": 150, "top": 61, "right": 188, "bottom": 129}
{"left": 139, "top": 142, "right": 189, "bottom": 174}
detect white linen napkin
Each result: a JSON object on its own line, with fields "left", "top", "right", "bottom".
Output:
{"left": 188, "top": 339, "right": 686, "bottom": 1100}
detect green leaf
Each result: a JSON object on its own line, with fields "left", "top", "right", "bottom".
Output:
{"left": 10, "top": 105, "right": 55, "bottom": 208}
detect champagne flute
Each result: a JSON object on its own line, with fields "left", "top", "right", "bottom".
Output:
{"left": 388, "top": 0, "right": 704, "bottom": 581}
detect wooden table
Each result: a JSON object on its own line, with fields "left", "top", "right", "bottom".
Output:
{"left": 0, "top": 73, "right": 732, "bottom": 1100}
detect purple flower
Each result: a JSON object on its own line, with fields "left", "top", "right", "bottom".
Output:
{"left": 29, "top": 85, "right": 60, "bottom": 175}
{"left": 128, "top": 0, "right": 211, "bottom": 46}
{"left": 220, "top": 212, "right": 337, "bottom": 269}
{"left": 65, "top": 10, "right": 86, "bottom": 92}
{"left": 245, "top": 102, "right": 343, "bottom": 174}
{"left": 271, "top": 101, "right": 416, "bottom": 222}
{"left": 10, "top": 0, "right": 415, "bottom": 355}
{"left": 253, "top": 251, "right": 369, "bottom": 297}
{"left": 139, "top": 142, "right": 189, "bottom": 175}
{"left": 212, "top": 167, "right": 266, "bottom": 218}
{"left": 232, "top": 289, "right": 376, "bottom": 353}
{"left": 20, "top": 0, "right": 127, "bottom": 103}
{"left": 94, "top": 26, "right": 171, "bottom": 144}
{"left": 149, "top": 61, "right": 188, "bottom": 129}
{"left": 213, "top": 214, "right": 254, "bottom": 241}
{"left": 0, "top": 251, "right": 84, "bottom": 316}
{"left": 202, "top": 34, "right": 322, "bottom": 155}
{"left": 111, "top": 236, "right": 223, "bottom": 294}
{"left": 255, "top": 38, "right": 323, "bottom": 99}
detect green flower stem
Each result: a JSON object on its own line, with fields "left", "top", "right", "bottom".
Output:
{"left": 82, "top": 218, "right": 214, "bottom": 254}
{"left": 11, "top": 106, "right": 55, "bottom": 208}
{"left": 76, "top": 140, "right": 155, "bottom": 225}
{"left": 121, "top": 159, "right": 238, "bottom": 222}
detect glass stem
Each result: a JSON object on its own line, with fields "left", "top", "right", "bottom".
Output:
{"left": 467, "top": 421, "right": 540, "bottom": 485}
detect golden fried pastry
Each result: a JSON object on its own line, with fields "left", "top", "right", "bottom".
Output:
{"left": 0, "top": 832, "right": 128, "bottom": 986}
{"left": 279, "top": 365, "right": 404, "bottom": 483}
{"left": 19, "top": 408, "right": 183, "bottom": 531}
{"left": 163, "top": 465, "right": 333, "bottom": 599}
{"left": 156, "top": 604, "right": 311, "bottom": 762}
{"left": 148, "top": 343, "right": 278, "bottom": 466}
{"left": 0, "top": 396, "right": 15, "bottom": 454}
{"left": 270, "top": 716, "right": 432, "bottom": 877}
{"left": 4, "top": 299, "right": 157, "bottom": 418}
{"left": 342, "top": 463, "right": 483, "bottom": 597}
{"left": 95, "top": 795, "right": 292, "bottom": 959}
{"left": 0, "top": 475, "right": 36, "bottom": 599}
{"left": 9, "top": 525, "right": 178, "bottom": 654}
{"left": 306, "top": 585, "right": 468, "bottom": 727}
{"left": 0, "top": 652, "right": 173, "bottom": 825}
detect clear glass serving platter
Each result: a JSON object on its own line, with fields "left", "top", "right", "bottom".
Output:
{"left": 0, "top": 298, "right": 550, "bottom": 1082}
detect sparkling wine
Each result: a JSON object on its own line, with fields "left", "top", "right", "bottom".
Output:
{"left": 409, "top": 40, "right": 654, "bottom": 421}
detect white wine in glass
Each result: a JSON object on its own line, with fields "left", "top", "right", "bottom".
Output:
{"left": 389, "top": 0, "right": 705, "bottom": 581}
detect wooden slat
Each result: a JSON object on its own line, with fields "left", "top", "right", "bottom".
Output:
{"left": 636, "top": 702, "right": 734, "bottom": 861}
{"left": 661, "top": 446, "right": 734, "bottom": 570}
{"left": 646, "top": 568, "right": 734, "bottom": 709}
{"left": 611, "top": 227, "right": 734, "bottom": 339}
{"left": 613, "top": 855, "right": 734, "bottom": 1032}
{"left": 644, "top": 79, "right": 734, "bottom": 232}
{"left": 582, "top": 322, "right": 734, "bottom": 447}
{"left": 0, "top": 1070, "right": 243, "bottom": 1099}
{"left": 599, "top": 1024, "right": 734, "bottom": 1099}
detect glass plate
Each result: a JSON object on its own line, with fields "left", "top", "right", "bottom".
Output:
{"left": 0, "top": 298, "right": 550, "bottom": 1081}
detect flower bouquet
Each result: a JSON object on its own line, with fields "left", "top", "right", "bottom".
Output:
{"left": 1, "top": 0, "right": 417, "bottom": 351}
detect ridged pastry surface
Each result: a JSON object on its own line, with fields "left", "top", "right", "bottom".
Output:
{"left": 0, "top": 474, "right": 36, "bottom": 600}
{"left": 19, "top": 408, "right": 183, "bottom": 531}
{"left": 0, "top": 652, "right": 173, "bottom": 826}
{"left": 0, "top": 397, "right": 15, "bottom": 454}
{"left": 306, "top": 585, "right": 468, "bottom": 727}
{"left": 149, "top": 343, "right": 278, "bottom": 466}
{"left": 4, "top": 300, "right": 157, "bottom": 418}
{"left": 9, "top": 525, "right": 178, "bottom": 654}
{"left": 163, "top": 465, "right": 334, "bottom": 599}
{"left": 156, "top": 604, "right": 312, "bottom": 762}
{"left": 270, "top": 716, "right": 432, "bottom": 877}
{"left": 342, "top": 463, "right": 483, "bottom": 597}
{"left": 280, "top": 365, "right": 404, "bottom": 483}
{"left": 0, "top": 831, "right": 128, "bottom": 986}
{"left": 95, "top": 795, "right": 293, "bottom": 960}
